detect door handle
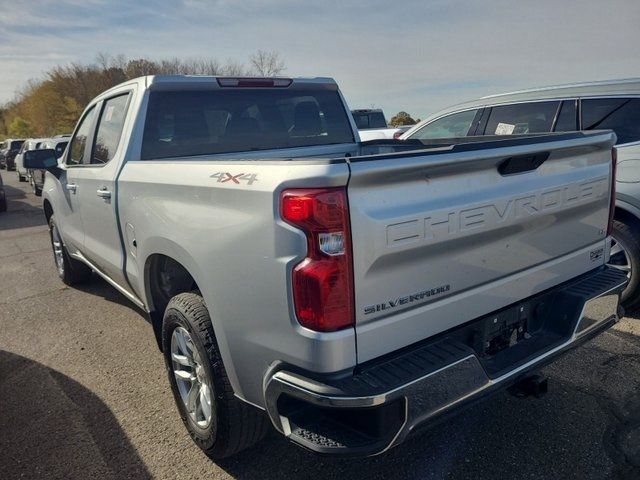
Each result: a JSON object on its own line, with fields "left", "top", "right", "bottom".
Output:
{"left": 66, "top": 183, "right": 77, "bottom": 193}
{"left": 96, "top": 188, "right": 112, "bottom": 199}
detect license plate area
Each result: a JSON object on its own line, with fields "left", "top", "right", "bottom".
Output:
{"left": 480, "top": 304, "right": 532, "bottom": 357}
{"left": 446, "top": 286, "right": 577, "bottom": 377}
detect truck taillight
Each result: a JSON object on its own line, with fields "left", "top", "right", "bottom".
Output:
{"left": 281, "top": 188, "right": 355, "bottom": 332}
{"left": 607, "top": 148, "right": 617, "bottom": 236}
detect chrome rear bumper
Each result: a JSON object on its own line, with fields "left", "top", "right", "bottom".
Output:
{"left": 264, "top": 267, "right": 627, "bottom": 456}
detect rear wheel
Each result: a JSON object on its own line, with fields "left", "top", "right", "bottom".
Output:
{"left": 162, "top": 292, "right": 269, "bottom": 459}
{"left": 608, "top": 219, "right": 640, "bottom": 309}
{"left": 0, "top": 196, "right": 6, "bottom": 212}
{"left": 17, "top": 171, "right": 26, "bottom": 182}
{"left": 48, "top": 215, "right": 92, "bottom": 285}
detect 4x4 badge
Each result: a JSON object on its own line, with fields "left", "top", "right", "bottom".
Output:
{"left": 210, "top": 172, "right": 258, "bottom": 185}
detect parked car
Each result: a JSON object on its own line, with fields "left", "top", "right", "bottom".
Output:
{"left": 15, "top": 138, "right": 46, "bottom": 182}
{"left": 29, "top": 137, "right": 68, "bottom": 196}
{"left": 0, "top": 171, "right": 6, "bottom": 212}
{"left": 402, "top": 78, "right": 640, "bottom": 307}
{"left": 26, "top": 75, "right": 625, "bottom": 459}
{"left": 0, "top": 139, "right": 25, "bottom": 170}
{"left": 351, "top": 108, "right": 409, "bottom": 141}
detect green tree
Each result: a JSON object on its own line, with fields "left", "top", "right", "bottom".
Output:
{"left": 1, "top": 51, "right": 286, "bottom": 138}
{"left": 389, "top": 111, "right": 418, "bottom": 127}
{"left": 8, "top": 117, "right": 33, "bottom": 137}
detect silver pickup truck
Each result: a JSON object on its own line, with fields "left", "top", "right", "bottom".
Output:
{"left": 25, "top": 75, "right": 627, "bottom": 459}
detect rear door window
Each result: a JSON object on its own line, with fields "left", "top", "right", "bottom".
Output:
{"left": 409, "top": 109, "right": 478, "bottom": 140}
{"left": 582, "top": 98, "right": 640, "bottom": 145}
{"left": 92, "top": 94, "right": 130, "bottom": 165}
{"left": 483, "top": 101, "right": 560, "bottom": 135}
{"left": 141, "top": 88, "right": 354, "bottom": 160}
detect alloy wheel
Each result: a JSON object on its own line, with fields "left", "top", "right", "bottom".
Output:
{"left": 170, "top": 326, "right": 213, "bottom": 429}
{"left": 608, "top": 236, "right": 632, "bottom": 279}
{"left": 50, "top": 224, "right": 65, "bottom": 277}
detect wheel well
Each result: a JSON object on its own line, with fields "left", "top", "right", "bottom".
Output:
{"left": 43, "top": 200, "right": 53, "bottom": 224}
{"left": 615, "top": 206, "right": 640, "bottom": 230}
{"left": 146, "top": 254, "right": 199, "bottom": 351}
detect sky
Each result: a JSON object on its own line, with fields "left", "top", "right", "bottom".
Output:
{"left": 0, "top": 0, "right": 639, "bottom": 120}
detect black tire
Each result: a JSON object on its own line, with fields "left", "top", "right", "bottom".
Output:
{"left": 17, "top": 172, "right": 26, "bottom": 182}
{"left": 610, "top": 219, "right": 640, "bottom": 309}
{"left": 162, "top": 292, "right": 269, "bottom": 459}
{"left": 0, "top": 197, "right": 6, "bottom": 212}
{"left": 48, "top": 215, "right": 92, "bottom": 285}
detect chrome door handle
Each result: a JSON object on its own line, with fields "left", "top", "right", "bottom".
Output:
{"left": 66, "top": 183, "right": 77, "bottom": 193}
{"left": 96, "top": 188, "right": 112, "bottom": 199}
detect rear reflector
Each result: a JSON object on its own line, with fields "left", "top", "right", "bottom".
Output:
{"left": 217, "top": 77, "right": 292, "bottom": 88}
{"left": 281, "top": 188, "right": 354, "bottom": 332}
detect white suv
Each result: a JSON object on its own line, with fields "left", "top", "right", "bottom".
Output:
{"left": 403, "top": 78, "right": 640, "bottom": 307}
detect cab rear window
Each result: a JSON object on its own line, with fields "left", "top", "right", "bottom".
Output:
{"left": 353, "top": 112, "right": 387, "bottom": 129}
{"left": 141, "top": 88, "right": 354, "bottom": 160}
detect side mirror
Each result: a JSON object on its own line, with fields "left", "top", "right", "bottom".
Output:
{"left": 24, "top": 149, "right": 58, "bottom": 170}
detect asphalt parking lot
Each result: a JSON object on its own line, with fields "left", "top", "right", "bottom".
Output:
{"left": 1, "top": 172, "right": 640, "bottom": 480}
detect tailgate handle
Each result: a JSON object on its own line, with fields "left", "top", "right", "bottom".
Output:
{"left": 498, "top": 152, "right": 550, "bottom": 175}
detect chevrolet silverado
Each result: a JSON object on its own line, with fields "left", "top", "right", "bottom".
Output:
{"left": 25, "top": 75, "right": 626, "bottom": 459}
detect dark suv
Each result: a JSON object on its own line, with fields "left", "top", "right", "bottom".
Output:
{"left": 0, "top": 139, "right": 25, "bottom": 170}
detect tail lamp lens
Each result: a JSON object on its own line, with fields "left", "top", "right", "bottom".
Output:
{"left": 281, "top": 188, "right": 354, "bottom": 332}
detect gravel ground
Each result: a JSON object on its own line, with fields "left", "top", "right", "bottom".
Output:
{"left": 1, "top": 171, "right": 639, "bottom": 480}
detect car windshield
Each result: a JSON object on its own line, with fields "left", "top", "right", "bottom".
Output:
{"left": 10, "top": 140, "right": 24, "bottom": 150}
{"left": 141, "top": 86, "right": 355, "bottom": 160}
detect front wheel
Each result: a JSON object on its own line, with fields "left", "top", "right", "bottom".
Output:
{"left": 609, "top": 219, "right": 640, "bottom": 309}
{"left": 162, "top": 292, "right": 269, "bottom": 459}
{"left": 48, "top": 215, "right": 92, "bottom": 285}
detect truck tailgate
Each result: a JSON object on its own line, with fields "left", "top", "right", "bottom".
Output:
{"left": 347, "top": 132, "right": 616, "bottom": 362}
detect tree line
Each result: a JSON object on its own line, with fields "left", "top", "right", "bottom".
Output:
{"left": 0, "top": 51, "right": 286, "bottom": 138}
